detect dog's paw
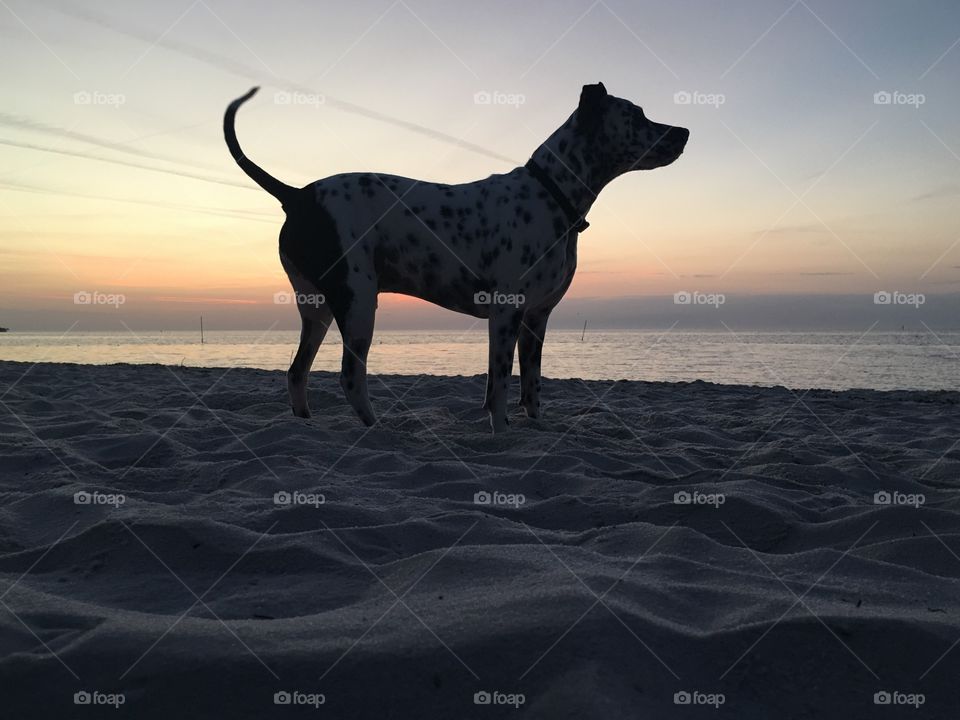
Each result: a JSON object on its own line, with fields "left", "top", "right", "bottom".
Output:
{"left": 519, "top": 401, "right": 541, "bottom": 419}
{"left": 489, "top": 415, "right": 509, "bottom": 434}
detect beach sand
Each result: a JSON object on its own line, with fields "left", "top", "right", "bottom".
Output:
{"left": 1, "top": 360, "right": 958, "bottom": 718}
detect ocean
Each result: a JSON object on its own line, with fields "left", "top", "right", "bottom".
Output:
{"left": 1, "top": 329, "right": 957, "bottom": 392}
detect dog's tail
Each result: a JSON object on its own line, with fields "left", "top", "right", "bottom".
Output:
{"left": 224, "top": 87, "right": 298, "bottom": 208}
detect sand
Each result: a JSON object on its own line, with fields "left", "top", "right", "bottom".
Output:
{"left": 1, "top": 360, "right": 959, "bottom": 718}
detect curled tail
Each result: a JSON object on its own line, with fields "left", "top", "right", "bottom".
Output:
{"left": 224, "top": 87, "right": 298, "bottom": 207}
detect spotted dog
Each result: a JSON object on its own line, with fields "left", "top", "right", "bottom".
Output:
{"left": 224, "top": 83, "right": 688, "bottom": 432}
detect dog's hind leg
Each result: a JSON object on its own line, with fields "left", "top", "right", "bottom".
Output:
{"left": 288, "top": 304, "right": 332, "bottom": 418}
{"left": 486, "top": 306, "right": 523, "bottom": 433}
{"left": 518, "top": 308, "right": 550, "bottom": 419}
{"left": 337, "top": 297, "right": 378, "bottom": 427}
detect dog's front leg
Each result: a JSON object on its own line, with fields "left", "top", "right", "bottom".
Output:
{"left": 480, "top": 374, "right": 493, "bottom": 412}
{"left": 337, "top": 299, "right": 378, "bottom": 427}
{"left": 518, "top": 309, "right": 550, "bottom": 418}
{"left": 486, "top": 306, "right": 523, "bottom": 433}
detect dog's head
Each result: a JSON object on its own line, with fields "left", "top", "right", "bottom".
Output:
{"left": 574, "top": 82, "right": 688, "bottom": 174}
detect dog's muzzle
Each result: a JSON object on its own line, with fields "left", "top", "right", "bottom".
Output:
{"left": 669, "top": 126, "right": 690, "bottom": 154}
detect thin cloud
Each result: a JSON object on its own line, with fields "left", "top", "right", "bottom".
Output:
{"left": 0, "top": 138, "right": 256, "bottom": 192}
{"left": 910, "top": 184, "right": 960, "bottom": 203}
{"left": 756, "top": 223, "right": 824, "bottom": 237}
{"left": 151, "top": 296, "right": 259, "bottom": 304}
{"left": 0, "top": 113, "right": 187, "bottom": 165}
{"left": 0, "top": 178, "right": 275, "bottom": 223}
{"left": 773, "top": 271, "right": 856, "bottom": 277}
{"left": 53, "top": 3, "right": 518, "bottom": 166}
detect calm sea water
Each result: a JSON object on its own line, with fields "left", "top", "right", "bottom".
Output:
{"left": 0, "top": 330, "right": 957, "bottom": 391}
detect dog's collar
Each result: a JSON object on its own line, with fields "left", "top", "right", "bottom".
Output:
{"left": 524, "top": 159, "right": 589, "bottom": 233}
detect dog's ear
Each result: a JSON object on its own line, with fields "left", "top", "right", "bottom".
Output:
{"left": 577, "top": 82, "right": 608, "bottom": 134}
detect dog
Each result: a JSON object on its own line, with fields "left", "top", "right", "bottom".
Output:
{"left": 224, "top": 82, "right": 688, "bottom": 432}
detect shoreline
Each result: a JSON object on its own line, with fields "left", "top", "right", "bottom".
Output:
{"left": 2, "top": 358, "right": 959, "bottom": 400}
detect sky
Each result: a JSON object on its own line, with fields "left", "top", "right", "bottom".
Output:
{"left": 1, "top": 0, "right": 959, "bottom": 330}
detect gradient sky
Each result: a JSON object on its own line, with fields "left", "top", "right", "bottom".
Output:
{"left": 1, "top": 0, "right": 959, "bottom": 330}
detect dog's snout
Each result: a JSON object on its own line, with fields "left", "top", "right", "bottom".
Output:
{"left": 670, "top": 126, "right": 690, "bottom": 147}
